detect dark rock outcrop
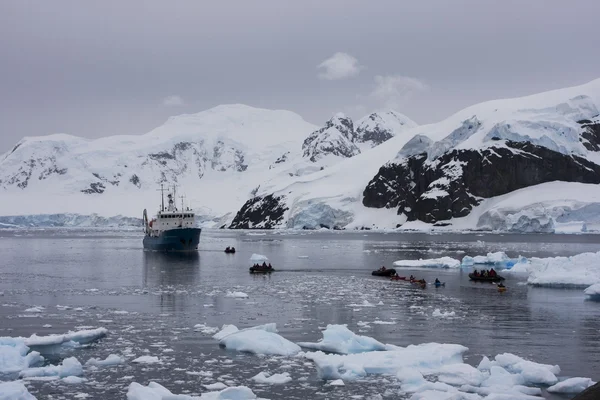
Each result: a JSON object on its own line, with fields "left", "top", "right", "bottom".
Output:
{"left": 363, "top": 141, "right": 600, "bottom": 223}
{"left": 572, "top": 382, "right": 600, "bottom": 400}
{"left": 579, "top": 118, "right": 600, "bottom": 151}
{"left": 229, "top": 194, "right": 288, "bottom": 229}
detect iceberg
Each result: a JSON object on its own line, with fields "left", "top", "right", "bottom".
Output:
{"left": 218, "top": 323, "right": 301, "bottom": 356}
{"left": 0, "top": 381, "right": 36, "bottom": 400}
{"left": 297, "top": 324, "right": 387, "bottom": 354}
{"left": 505, "top": 251, "right": 600, "bottom": 287}
{"left": 126, "top": 381, "right": 259, "bottom": 399}
{"left": 393, "top": 257, "right": 461, "bottom": 269}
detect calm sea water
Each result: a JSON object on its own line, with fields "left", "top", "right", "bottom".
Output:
{"left": 1, "top": 229, "right": 599, "bottom": 399}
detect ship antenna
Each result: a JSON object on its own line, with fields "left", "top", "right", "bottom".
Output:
{"left": 157, "top": 184, "right": 165, "bottom": 211}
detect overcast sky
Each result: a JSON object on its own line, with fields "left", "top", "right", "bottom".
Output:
{"left": 1, "top": 0, "right": 599, "bottom": 152}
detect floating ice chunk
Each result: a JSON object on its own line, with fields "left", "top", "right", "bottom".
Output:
{"left": 62, "top": 376, "right": 87, "bottom": 384}
{"left": 409, "top": 389, "right": 481, "bottom": 400}
{"left": 584, "top": 283, "right": 600, "bottom": 301}
{"left": 194, "top": 324, "right": 220, "bottom": 335}
{"left": 297, "top": 325, "right": 386, "bottom": 354}
{"left": 393, "top": 257, "right": 461, "bottom": 269}
{"left": 226, "top": 291, "right": 249, "bottom": 299}
{"left": 304, "top": 342, "right": 468, "bottom": 381}
{"left": 0, "top": 381, "right": 36, "bottom": 400}
{"left": 327, "top": 379, "right": 344, "bottom": 386}
{"left": 547, "top": 377, "right": 596, "bottom": 393}
{"left": 432, "top": 309, "right": 456, "bottom": 318}
{"left": 506, "top": 251, "right": 600, "bottom": 287}
{"left": 348, "top": 299, "right": 376, "bottom": 308}
{"left": 218, "top": 323, "right": 300, "bottom": 356}
{"left": 24, "top": 307, "right": 44, "bottom": 313}
{"left": 249, "top": 254, "right": 269, "bottom": 263}
{"left": 203, "top": 382, "right": 228, "bottom": 390}
{"left": 213, "top": 325, "right": 239, "bottom": 341}
{"left": 0, "top": 337, "right": 43, "bottom": 375}
{"left": 127, "top": 381, "right": 259, "bottom": 399}
{"left": 493, "top": 353, "right": 559, "bottom": 385}
{"left": 131, "top": 356, "right": 161, "bottom": 364}
{"left": 24, "top": 328, "right": 107, "bottom": 348}
{"left": 251, "top": 371, "right": 292, "bottom": 384}
{"left": 85, "top": 354, "right": 124, "bottom": 367}
{"left": 20, "top": 356, "right": 83, "bottom": 378}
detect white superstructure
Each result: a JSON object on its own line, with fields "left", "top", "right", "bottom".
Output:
{"left": 143, "top": 185, "right": 195, "bottom": 237}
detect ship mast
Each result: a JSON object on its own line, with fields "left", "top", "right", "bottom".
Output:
{"left": 157, "top": 184, "right": 166, "bottom": 212}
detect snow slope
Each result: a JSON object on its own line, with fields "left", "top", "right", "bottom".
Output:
{"left": 0, "top": 105, "right": 318, "bottom": 222}
{"left": 231, "top": 78, "right": 600, "bottom": 231}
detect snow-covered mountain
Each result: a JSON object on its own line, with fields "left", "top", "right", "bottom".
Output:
{"left": 301, "top": 111, "right": 417, "bottom": 163}
{"left": 0, "top": 105, "right": 415, "bottom": 228}
{"left": 0, "top": 105, "right": 318, "bottom": 222}
{"left": 231, "top": 78, "right": 600, "bottom": 233}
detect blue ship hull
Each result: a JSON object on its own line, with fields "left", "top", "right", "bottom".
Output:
{"left": 143, "top": 228, "right": 201, "bottom": 252}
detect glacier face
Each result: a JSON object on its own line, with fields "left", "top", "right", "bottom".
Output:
{"left": 232, "top": 78, "right": 600, "bottom": 232}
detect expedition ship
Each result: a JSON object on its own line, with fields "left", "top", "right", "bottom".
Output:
{"left": 142, "top": 186, "right": 201, "bottom": 251}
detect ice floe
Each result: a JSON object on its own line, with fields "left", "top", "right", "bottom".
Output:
{"left": 432, "top": 309, "right": 456, "bottom": 318}
{"left": 217, "top": 323, "right": 301, "bottom": 356}
{"left": 393, "top": 257, "right": 461, "bottom": 269}
{"left": 85, "top": 354, "right": 124, "bottom": 367}
{"left": 24, "top": 328, "right": 108, "bottom": 348}
{"left": 127, "top": 381, "right": 260, "bottom": 399}
{"left": 20, "top": 356, "right": 83, "bottom": 379}
{"left": 194, "top": 324, "right": 220, "bottom": 335}
{"left": 297, "top": 324, "right": 386, "bottom": 354}
{"left": 0, "top": 381, "right": 36, "bottom": 400}
{"left": 293, "top": 325, "right": 591, "bottom": 399}
{"left": 250, "top": 371, "right": 292, "bottom": 384}
{"left": 131, "top": 356, "right": 161, "bottom": 364}
{"left": 506, "top": 251, "right": 600, "bottom": 287}
{"left": 225, "top": 291, "right": 249, "bottom": 299}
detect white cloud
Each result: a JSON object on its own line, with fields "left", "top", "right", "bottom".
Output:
{"left": 162, "top": 95, "right": 185, "bottom": 107}
{"left": 317, "top": 52, "right": 363, "bottom": 80}
{"left": 369, "top": 75, "right": 428, "bottom": 110}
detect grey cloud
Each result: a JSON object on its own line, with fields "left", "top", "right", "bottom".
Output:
{"left": 1, "top": 0, "right": 599, "bottom": 152}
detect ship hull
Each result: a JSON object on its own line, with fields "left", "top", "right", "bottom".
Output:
{"left": 143, "top": 228, "right": 201, "bottom": 252}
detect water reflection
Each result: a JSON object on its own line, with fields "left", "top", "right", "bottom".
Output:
{"left": 142, "top": 251, "right": 200, "bottom": 287}
{"left": 142, "top": 252, "right": 201, "bottom": 312}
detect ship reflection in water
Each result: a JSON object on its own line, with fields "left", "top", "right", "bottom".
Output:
{"left": 142, "top": 251, "right": 200, "bottom": 312}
